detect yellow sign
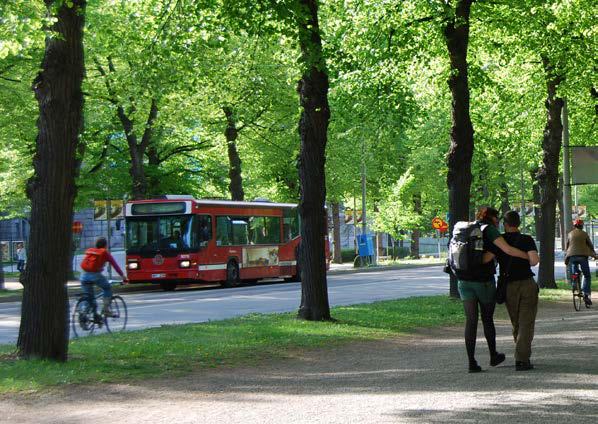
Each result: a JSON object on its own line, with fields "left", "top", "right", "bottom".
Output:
{"left": 344, "top": 208, "right": 363, "bottom": 225}
{"left": 94, "top": 200, "right": 124, "bottom": 221}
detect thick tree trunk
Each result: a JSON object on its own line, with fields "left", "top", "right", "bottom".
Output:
{"left": 296, "top": 0, "right": 331, "bottom": 321}
{"left": 444, "top": 0, "right": 474, "bottom": 298}
{"left": 18, "top": 0, "right": 86, "bottom": 361}
{"left": 536, "top": 59, "right": 563, "bottom": 289}
{"left": 331, "top": 201, "right": 342, "bottom": 263}
{"left": 410, "top": 193, "right": 421, "bottom": 259}
{"left": 223, "top": 106, "right": 245, "bottom": 201}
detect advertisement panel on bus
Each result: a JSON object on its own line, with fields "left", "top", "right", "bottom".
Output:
{"left": 124, "top": 196, "right": 330, "bottom": 290}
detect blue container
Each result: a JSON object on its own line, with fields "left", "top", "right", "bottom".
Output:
{"left": 357, "top": 234, "right": 374, "bottom": 257}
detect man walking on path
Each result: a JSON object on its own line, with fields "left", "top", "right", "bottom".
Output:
{"left": 492, "top": 211, "right": 540, "bottom": 371}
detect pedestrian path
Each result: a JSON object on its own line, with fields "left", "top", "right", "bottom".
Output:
{"left": 2, "top": 300, "right": 596, "bottom": 423}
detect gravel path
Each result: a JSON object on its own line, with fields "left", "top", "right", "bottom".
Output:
{"left": 3, "top": 300, "right": 598, "bottom": 424}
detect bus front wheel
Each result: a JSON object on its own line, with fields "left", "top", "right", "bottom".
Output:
{"left": 222, "top": 261, "right": 240, "bottom": 288}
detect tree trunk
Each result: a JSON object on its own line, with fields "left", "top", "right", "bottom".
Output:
{"left": 18, "top": 0, "right": 86, "bottom": 361}
{"left": 444, "top": 0, "right": 474, "bottom": 298}
{"left": 223, "top": 106, "right": 245, "bottom": 201}
{"left": 536, "top": 57, "right": 563, "bottom": 289}
{"left": 146, "top": 144, "right": 161, "bottom": 197}
{"left": 296, "top": 0, "right": 331, "bottom": 321}
{"left": 331, "top": 201, "right": 342, "bottom": 263}
{"left": 410, "top": 193, "right": 421, "bottom": 259}
{"left": 96, "top": 61, "right": 156, "bottom": 200}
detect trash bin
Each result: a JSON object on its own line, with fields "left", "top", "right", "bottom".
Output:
{"left": 357, "top": 234, "right": 374, "bottom": 257}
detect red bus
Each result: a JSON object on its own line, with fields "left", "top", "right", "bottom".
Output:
{"left": 124, "top": 196, "right": 330, "bottom": 290}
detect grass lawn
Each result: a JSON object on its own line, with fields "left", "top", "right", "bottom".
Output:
{"left": 0, "top": 295, "right": 464, "bottom": 394}
{"left": 539, "top": 280, "right": 573, "bottom": 301}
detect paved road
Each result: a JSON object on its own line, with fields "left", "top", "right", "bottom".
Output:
{"left": 1, "top": 266, "right": 454, "bottom": 344}
{"left": 0, "top": 263, "right": 570, "bottom": 345}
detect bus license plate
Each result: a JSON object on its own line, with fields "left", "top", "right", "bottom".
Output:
{"left": 151, "top": 273, "right": 166, "bottom": 279}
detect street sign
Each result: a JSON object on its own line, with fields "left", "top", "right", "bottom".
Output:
{"left": 72, "top": 221, "right": 83, "bottom": 233}
{"left": 94, "top": 200, "right": 124, "bottom": 220}
{"left": 432, "top": 217, "right": 449, "bottom": 232}
{"left": 432, "top": 217, "right": 443, "bottom": 229}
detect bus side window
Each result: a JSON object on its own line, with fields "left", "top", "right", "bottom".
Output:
{"left": 198, "top": 215, "right": 212, "bottom": 246}
{"left": 216, "top": 216, "right": 231, "bottom": 246}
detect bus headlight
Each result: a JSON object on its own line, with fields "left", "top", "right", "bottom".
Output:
{"left": 127, "top": 262, "right": 139, "bottom": 270}
{"left": 179, "top": 260, "right": 191, "bottom": 268}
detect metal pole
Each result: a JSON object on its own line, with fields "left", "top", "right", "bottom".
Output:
{"left": 353, "top": 195, "right": 358, "bottom": 255}
{"left": 562, "top": 98, "right": 573, "bottom": 240}
{"left": 361, "top": 139, "right": 367, "bottom": 265}
{"left": 107, "top": 199, "right": 113, "bottom": 280}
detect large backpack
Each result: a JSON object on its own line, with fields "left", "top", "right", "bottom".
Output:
{"left": 80, "top": 248, "right": 105, "bottom": 273}
{"left": 447, "top": 221, "right": 487, "bottom": 280}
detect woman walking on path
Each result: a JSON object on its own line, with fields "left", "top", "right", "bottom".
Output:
{"left": 456, "top": 207, "right": 530, "bottom": 373}
{"left": 492, "top": 211, "right": 539, "bottom": 371}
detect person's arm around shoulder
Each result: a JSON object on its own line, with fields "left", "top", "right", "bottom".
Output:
{"left": 490, "top": 231, "right": 529, "bottom": 260}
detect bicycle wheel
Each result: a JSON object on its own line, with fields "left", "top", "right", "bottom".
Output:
{"left": 72, "top": 298, "right": 96, "bottom": 338}
{"left": 105, "top": 295, "right": 127, "bottom": 333}
{"left": 572, "top": 276, "right": 582, "bottom": 311}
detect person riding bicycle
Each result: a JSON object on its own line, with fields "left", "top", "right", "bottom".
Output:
{"left": 80, "top": 237, "right": 127, "bottom": 320}
{"left": 565, "top": 219, "right": 597, "bottom": 306}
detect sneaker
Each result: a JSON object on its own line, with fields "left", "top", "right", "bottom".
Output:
{"left": 102, "top": 308, "right": 114, "bottom": 318}
{"left": 584, "top": 295, "right": 592, "bottom": 306}
{"left": 469, "top": 361, "right": 482, "bottom": 373}
{"left": 93, "top": 313, "right": 103, "bottom": 324}
{"left": 515, "top": 361, "right": 534, "bottom": 371}
{"left": 490, "top": 352, "right": 506, "bottom": 367}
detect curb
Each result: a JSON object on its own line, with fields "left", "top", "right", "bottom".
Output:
{"left": 327, "top": 262, "right": 443, "bottom": 276}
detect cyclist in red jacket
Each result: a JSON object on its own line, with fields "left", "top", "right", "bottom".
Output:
{"left": 80, "top": 237, "right": 127, "bottom": 319}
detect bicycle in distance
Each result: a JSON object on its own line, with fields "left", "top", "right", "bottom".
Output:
{"left": 71, "top": 281, "right": 128, "bottom": 337}
{"left": 569, "top": 260, "right": 597, "bottom": 311}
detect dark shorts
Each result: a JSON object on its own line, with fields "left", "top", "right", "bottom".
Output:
{"left": 458, "top": 279, "right": 496, "bottom": 304}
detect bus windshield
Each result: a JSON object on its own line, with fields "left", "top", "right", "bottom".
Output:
{"left": 126, "top": 214, "right": 210, "bottom": 253}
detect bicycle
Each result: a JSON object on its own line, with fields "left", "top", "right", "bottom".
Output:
{"left": 570, "top": 265, "right": 590, "bottom": 311}
{"left": 71, "top": 282, "right": 128, "bottom": 338}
